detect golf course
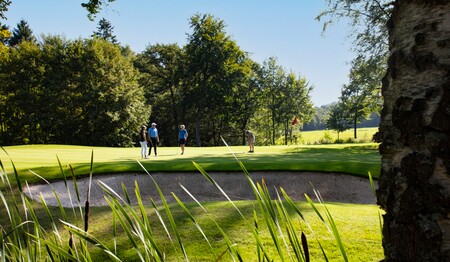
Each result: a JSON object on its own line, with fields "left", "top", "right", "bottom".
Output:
{"left": 1, "top": 142, "right": 384, "bottom": 261}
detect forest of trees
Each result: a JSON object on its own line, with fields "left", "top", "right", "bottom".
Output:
{"left": 0, "top": 14, "right": 318, "bottom": 147}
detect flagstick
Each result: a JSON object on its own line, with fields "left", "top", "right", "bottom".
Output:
{"left": 291, "top": 116, "right": 299, "bottom": 155}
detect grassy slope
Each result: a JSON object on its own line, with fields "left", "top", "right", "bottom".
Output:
{"left": 1, "top": 143, "right": 380, "bottom": 185}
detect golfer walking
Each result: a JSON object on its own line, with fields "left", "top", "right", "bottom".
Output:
{"left": 245, "top": 130, "right": 255, "bottom": 153}
{"left": 178, "top": 124, "right": 188, "bottom": 155}
{"left": 148, "top": 123, "right": 159, "bottom": 157}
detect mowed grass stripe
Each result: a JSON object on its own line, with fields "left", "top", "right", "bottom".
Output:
{"left": 1, "top": 143, "right": 380, "bottom": 185}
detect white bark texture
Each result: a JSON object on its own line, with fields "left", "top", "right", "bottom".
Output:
{"left": 378, "top": 0, "right": 450, "bottom": 260}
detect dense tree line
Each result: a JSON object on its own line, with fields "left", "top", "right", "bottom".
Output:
{"left": 0, "top": 36, "right": 148, "bottom": 146}
{"left": 0, "top": 14, "right": 315, "bottom": 147}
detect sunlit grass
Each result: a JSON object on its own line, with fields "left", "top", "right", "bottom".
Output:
{"left": 0, "top": 143, "right": 384, "bottom": 261}
{"left": 0, "top": 143, "right": 380, "bottom": 186}
{"left": 82, "top": 201, "right": 383, "bottom": 261}
{"left": 299, "top": 127, "right": 378, "bottom": 144}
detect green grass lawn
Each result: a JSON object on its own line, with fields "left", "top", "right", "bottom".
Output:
{"left": 0, "top": 143, "right": 384, "bottom": 261}
{"left": 1, "top": 143, "right": 380, "bottom": 185}
{"left": 82, "top": 201, "right": 383, "bottom": 261}
{"left": 299, "top": 127, "right": 378, "bottom": 144}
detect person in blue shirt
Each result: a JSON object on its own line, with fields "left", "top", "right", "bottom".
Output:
{"left": 148, "top": 123, "right": 159, "bottom": 157}
{"left": 178, "top": 124, "right": 188, "bottom": 155}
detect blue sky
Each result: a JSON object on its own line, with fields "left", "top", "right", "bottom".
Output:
{"left": 5, "top": 0, "right": 354, "bottom": 107}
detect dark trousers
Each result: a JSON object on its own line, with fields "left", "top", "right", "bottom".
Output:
{"left": 148, "top": 137, "right": 158, "bottom": 156}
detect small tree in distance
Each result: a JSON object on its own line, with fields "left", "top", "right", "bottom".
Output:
{"left": 326, "top": 103, "right": 349, "bottom": 141}
{"left": 92, "top": 18, "right": 118, "bottom": 44}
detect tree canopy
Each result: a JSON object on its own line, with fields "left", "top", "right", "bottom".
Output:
{"left": 318, "top": 0, "right": 392, "bottom": 135}
{"left": 0, "top": 12, "right": 316, "bottom": 147}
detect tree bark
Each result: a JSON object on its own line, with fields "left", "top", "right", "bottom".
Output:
{"left": 377, "top": 0, "right": 450, "bottom": 260}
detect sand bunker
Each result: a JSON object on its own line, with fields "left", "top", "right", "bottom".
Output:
{"left": 25, "top": 171, "right": 377, "bottom": 207}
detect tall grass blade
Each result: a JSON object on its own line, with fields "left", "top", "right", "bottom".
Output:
{"left": 213, "top": 221, "right": 242, "bottom": 262}
{"left": 69, "top": 164, "right": 84, "bottom": 219}
{"left": 0, "top": 188, "right": 13, "bottom": 223}
{"left": 179, "top": 183, "right": 207, "bottom": 212}
{"left": 172, "top": 192, "right": 216, "bottom": 258}
{"left": 84, "top": 150, "right": 95, "bottom": 234}
{"left": 192, "top": 161, "right": 244, "bottom": 218}
{"left": 304, "top": 194, "right": 330, "bottom": 232}
{"left": 11, "top": 160, "right": 22, "bottom": 193}
{"left": 88, "top": 150, "right": 94, "bottom": 201}
{"left": 274, "top": 189, "right": 304, "bottom": 261}
{"left": 301, "top": 232, "right": 309, "bottom": 262}
{"left": 255, "top": 181, "right": 285, "bottom": 261}
{"left": 112, "top": 213, "right": 117, "bottom": 255}
{"left": 368, "top": 172, "right": 376, "bottom": 198}
{"left": 133, "top": 180, "right": 151, "bottom": 233}
{"left": 98, "top": 179, "right": 165, "bottom": 260}
{"left": 152, "top": 179, "right": 189, "bottom": 261}
{"left": 56, "top": 156, "right": 76, "bottom": 215}
{"left": 311, "top": 189, "right": 348, "bottom": 262}
{"left": 101, "top": 197, "right": 146, "bottom": 261}
{"left": 0, "top": 158, "right": 11, "bottom": 187}
{"left": 97, "top": 180, "right": 126, "bottom": 203}
{"left": 121, "top": 183, "right": 132, "bottom": 205}
{"left": 149, "top": 197, "right": 173, "bottom": 240}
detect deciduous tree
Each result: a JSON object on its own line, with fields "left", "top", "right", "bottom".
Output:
{"left": 325, "top": 103, "right": 349, "bottom": 141}
{"left": 135, "top": 43, "right": 185, "bottom": 145}
{"left": 185, "top": 13, "right": 246, "bottom": 146}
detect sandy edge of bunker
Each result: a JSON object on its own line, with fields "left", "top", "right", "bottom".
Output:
{"left": 25, "top": 171, "right": 377, "bottom": 207}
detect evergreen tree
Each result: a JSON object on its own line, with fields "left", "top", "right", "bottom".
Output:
{"left": 92, "top": 18, "right": 118, "bottom": 44}
{"left": 8, "top": 19, "right": 35, "bottom": 46}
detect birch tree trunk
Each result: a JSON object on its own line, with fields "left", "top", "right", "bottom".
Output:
{"left": 377, "top": 0, "right": 450, "bottom": 260}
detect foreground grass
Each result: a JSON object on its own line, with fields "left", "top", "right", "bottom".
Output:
{"left": 1, "top": 190, "right": 383, "bottom": 261}
{"left": 0, "top": 144, "right": 383, "bottom": 261}
{"left": 0, "top": 143, "right": 380, "bottom": 185}
{"left": 83, "top": 201, "right": 383, "bottom": 261}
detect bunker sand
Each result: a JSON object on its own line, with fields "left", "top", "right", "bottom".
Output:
{"left": 26, "top": 171, "right": 377, "bottom": 207}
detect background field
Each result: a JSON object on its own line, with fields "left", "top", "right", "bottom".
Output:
{"left": 297, "top": 127, "right": 378, "bottom": 145}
